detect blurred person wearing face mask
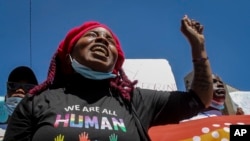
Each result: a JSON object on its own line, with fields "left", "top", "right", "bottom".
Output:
{"left": 0, "top": 66, "right": 38, "bottom": 128}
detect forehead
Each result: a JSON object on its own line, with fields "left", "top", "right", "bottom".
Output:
{"left": 87, "top": 27, "right": 112, "bottom": 36}
{"left": 212, "top": 75, "right": 220, "bottom": 80}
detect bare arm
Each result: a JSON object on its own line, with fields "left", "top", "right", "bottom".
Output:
{"left": 181, "top": 15, "right": 213, "bottom": 107}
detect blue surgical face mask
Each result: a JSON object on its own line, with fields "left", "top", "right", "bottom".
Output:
{"left": 4, "top": 97, "right": 23, "bottom": 116}
{"left": 70, "top": 55, "right": 116, "bottom": 80}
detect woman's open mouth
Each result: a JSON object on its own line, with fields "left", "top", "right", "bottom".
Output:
{"left": 91, "top": 44, "right": 109, "bottom": 57}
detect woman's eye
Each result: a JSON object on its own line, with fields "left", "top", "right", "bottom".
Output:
{"left": 86, "top": 32, "right": 97, "bottom": 37}
{"left": 107, "top": 37, "right": 115, "bottom": 44}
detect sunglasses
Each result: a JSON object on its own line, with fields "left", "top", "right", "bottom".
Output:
{"left": 7, "top": 82, "right": 36, "bottom": 92}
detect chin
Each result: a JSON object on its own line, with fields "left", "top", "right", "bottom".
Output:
{"left": 90, "top": 61, "right": 112, "bottom": 72}
{"left": 84, "top": 54, "right": 113, "bottom": 72}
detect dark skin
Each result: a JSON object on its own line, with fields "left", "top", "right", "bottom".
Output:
{"left": 181, "top": 15, "right": 213, "bottom": 107}
{"left": 71, "top": 15, "right": 213, "bottom": 107}
{"left": 71, "top": 27, "right": 118, "bottom": 73}
{"left": 201, "top": 75, "right": 226, "bottom": 113}
{"left": 212, "top": 75, "right": 226, "bottom": 102}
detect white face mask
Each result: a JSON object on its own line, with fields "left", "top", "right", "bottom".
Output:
{"left": 70, "top": 55, "right": 116, "bottom": 80}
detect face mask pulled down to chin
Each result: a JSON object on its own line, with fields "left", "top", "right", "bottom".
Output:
{"left": 70, "top": 55, "right": 116, "bottom": 80}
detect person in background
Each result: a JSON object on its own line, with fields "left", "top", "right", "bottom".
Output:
{"left": 4, "top": 15, "right": 213, "bottom": 141}
{"left": 0, "top": 66, "right": 38, "bottom": 129}
{"left": 199, "top": 74, "right": 227, "bottom": 117}
{"left": 200, "top": 74, "right": 226, "bottom": 116}
{"left": 183, "top": 74, "right": 246, "bottom": 123}
{"left": 181, "top": 74, "right": 226, "bottom": 121}
{"left": 200, "top": 74, "right": 245, "bottom": 116}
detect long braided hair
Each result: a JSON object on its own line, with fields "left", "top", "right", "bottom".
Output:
{"left": 29, "top": 21, "right": 137, "bottom": 101}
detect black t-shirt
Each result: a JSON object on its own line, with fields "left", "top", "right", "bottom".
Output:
{"left": 3, "top": 82, "right": 204, "bottom": 141}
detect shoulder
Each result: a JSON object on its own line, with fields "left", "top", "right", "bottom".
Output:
{"left": 25, "top": 88, "right": 65, "bottom": 108}
{"left": 27, "top": 88, "right": 65, "bottom": 100}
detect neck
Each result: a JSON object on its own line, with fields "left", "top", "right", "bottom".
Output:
{"left": 65, "top": 73, "right": 111, "bottom": 99}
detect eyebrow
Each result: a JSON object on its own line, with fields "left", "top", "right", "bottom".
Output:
{"left": 90, "top": 29, "right": 113, "bottom": 37}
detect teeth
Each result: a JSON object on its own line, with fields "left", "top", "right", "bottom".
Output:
{"left": 95, "top": 51, "right": 105, "bottom": 56}
{"left": 92, "top": 46, "right": 107, "bottom": 56}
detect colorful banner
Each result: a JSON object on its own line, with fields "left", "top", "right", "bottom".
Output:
{"left": 148, "top": 115, "right": 250, "bottom": 141}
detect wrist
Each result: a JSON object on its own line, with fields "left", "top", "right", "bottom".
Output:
{"left": 192, "top": 57, "right": 209, "bottom": 63}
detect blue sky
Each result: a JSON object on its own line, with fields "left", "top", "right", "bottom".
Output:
{"left": 0, "top": 0, "right": 249, "bottom": 96}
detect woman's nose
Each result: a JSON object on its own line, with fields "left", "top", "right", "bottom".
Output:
{"left": 95, "top": 36, "right": 109, "bottom": 47}
{"left": 217, "top": 82, "right": 224, "bottom": 88}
